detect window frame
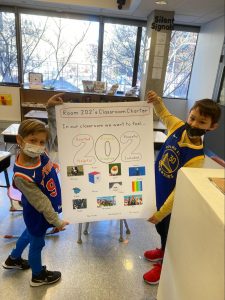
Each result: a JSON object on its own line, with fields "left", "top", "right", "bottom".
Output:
{"left": 163, "top": 24, "right": 200, "bottom": 100}
{"left": 0, "top": 4, "right": 199, "bottom": 95}
{"left": 212, "top": 39, "right": 225, "bottom": 105}
{"left": 0, "top": 6, "right": 21, "bottom": 86}
{"left": 0, "top": 5, "right": 147, "bottom": 89}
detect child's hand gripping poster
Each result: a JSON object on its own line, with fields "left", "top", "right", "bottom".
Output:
{"left": 56, "top": 101, "right": 155, "bottom": 223}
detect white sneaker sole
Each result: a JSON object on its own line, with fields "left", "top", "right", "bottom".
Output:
{"left": 30, "top": 276, "right": 61, "bottom": 287}
{"left": 144, "top": 278, "right": 160, "bottom": 285}
{"left": 2, "top": 263, "right": 23, "bottom": 270}
{"left": 144, "top": 257, "right": 163, "bottom": 262}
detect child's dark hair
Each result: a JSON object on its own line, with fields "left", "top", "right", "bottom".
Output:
{"left": 18, "top": 119, "right": 49, "bottom": 139}
{"left": 190, "top": 99, "right": 221, "bottom": 124}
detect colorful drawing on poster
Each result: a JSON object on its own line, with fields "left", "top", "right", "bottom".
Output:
{"left": 97, "top": 196, "right": 116, "bottom": 207}
{"left": 124, "top": 195, "right": 143, "bottom": 206}
{"left": 88, "top": 171, "right": 101, "bottom": 183}
{"left": 72, "top": 187, "right": 81, "bottom": 194}
{"left": 73, "top": 198, "right": 87, "bottom": 209}
{"left": 67, "top": 165, "right": 84, "bottom": 176}
{"left": 0, "top": 94, "right": 12, "bottom": 106}
{"left": 129, "top": 166, "right": 145, "bottom": 176}
{"left": 132, "top": 181, "right": 143, "bottom": 192}
{"left": 109, "top": 163, "right": 121, "bottom": 176}
{"left": 109, "top": 182, "right": 122, "bottom": 193}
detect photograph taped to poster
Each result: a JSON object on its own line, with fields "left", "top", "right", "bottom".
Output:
{"left": 56, "top": 101, "right": 155, "bottom": 223}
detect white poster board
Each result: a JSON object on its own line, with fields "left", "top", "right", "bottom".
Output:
{"left": 56, "top": 101, "right": 155, "bottom": 223}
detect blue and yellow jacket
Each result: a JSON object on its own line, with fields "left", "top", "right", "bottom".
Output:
{"left": 153, "top": 98, "right": 204, "bottom": 221}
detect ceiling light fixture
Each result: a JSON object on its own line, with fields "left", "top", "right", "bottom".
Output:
{"left": 155, "top": 0, "right": 168, "bottom": 5}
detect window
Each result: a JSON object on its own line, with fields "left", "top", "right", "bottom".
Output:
{"left": 218, "top": 68, "right": 225, "bottom": 105}
{"left": 0, "top": 8, "right": 146, "bottom": 92}
{"left": 101, "top": 22, "right": 146, "bottom": 92}
{"left": 137, "top": 27, "right": 146, "bottom": 88}
{"left": 0, "top": 11, "right": 18, "bottom": 83}
{"left": 213, "top": 40, "right": 225, "bottom": 106}
{"left": 163, "top": 30, "right": 198, "bottom": 99}
{"left": 204, "top": 46, "right": 225, "bottom": 160}
{"left": 21, "top": 13, "right": 99, "bottom": 91}
{"left": 102, "top": 23, "right": 138, "bottom": 92}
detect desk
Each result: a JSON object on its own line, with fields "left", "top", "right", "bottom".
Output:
{"left": 0, "top": 151, "right": 11, "bottom": 188}
{"left": 1, "top": 123, "right": 19, "bottom": 151}
{"left": 153, "top": 120, "right": 166, "bottom": 132}
{"left": 153, "top": 131, "right": 167, "bottom": 150}
{"left": 157, "top": 168, "right": 224, "bottom": 300}
{"left": 202, "top": 155, "right": 224, "bottom": 169}
{"left": 24, "top": 110, "right": 48, "bottom": 122}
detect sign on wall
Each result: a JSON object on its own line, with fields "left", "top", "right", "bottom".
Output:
{"left": 0, "top": 94, "right": 12, "bottom": 105}
{"left": 56, "top": 101, "right": 155, "bottom": 223}
{"left": 0, "top": 86, "right": 21, "bottom": 121}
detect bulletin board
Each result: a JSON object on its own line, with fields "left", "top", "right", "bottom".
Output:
{"left": 56, "top": 101, "right": 155, "bottom": 223}
{"left": 0, "top": 86, "right": 21, "bottom": 121}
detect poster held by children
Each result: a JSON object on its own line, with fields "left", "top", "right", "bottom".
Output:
{"left": 56, "top": 101, "right": 155, "bottom": 223}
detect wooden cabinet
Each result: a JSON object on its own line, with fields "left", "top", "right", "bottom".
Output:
{"left": 20, "top": 88, "right": 139, "bottom": 120}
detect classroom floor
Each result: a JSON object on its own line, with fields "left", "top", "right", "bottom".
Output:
{"left": 0, "top": 138, "right": 159, "bottom": 300}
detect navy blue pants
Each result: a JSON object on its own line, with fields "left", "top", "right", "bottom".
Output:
{"left": 155, "top": 214, "right": 171, "bottom": 251}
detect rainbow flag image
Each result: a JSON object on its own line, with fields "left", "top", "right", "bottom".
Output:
{"left": 132, "top": 181, "right": 143, "bottom": 192}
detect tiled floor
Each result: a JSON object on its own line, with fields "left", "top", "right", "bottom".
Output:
{"left": 0, "top": 139, "right": 159, "bottom": 300}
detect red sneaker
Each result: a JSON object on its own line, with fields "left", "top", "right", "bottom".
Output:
{"left": 143, "top": 263, "right": 162, "bottom": 285}
{"left": 144, "top": 248, "right": 164, "bottom": 262}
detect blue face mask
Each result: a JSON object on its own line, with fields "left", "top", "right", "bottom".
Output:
{"left": 185, "top": 122, "right": 207, "bottom": 138}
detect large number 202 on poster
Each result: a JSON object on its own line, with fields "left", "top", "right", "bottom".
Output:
{"left": 72, "top": 131, "right": 142, "bottom": 165}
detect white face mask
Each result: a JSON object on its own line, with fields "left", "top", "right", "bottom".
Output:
{"left": 22, "top": 142, "right": 45, "bottom": 158}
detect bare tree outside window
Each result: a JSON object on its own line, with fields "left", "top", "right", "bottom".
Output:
{"left": 88, "top": 24, "right": 146, "bottom": 92}
{"left": 0, "top": 10, "right": 197, "bottom": 97}
{"left": 163, "top": 31, "right": 198, "bottom": 99}
{"left": 137, "top": 27, "right": 146, "bottom": 87}
{"left": 21, "top": 14, "right": 99, "bottom": 91}
{"left": 0, "top": 12, "right": 18, "bottom": 83}
{"left": 101, "top": 23, "right": 137, "bottom": 92}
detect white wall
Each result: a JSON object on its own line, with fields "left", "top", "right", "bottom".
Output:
{"left": 0, "top": 86, "right": 21, "bottom": 122}
{"left": 164, "top": 98, "right": 187, "bottom": 121}
{"left": 188, "top": 16, "right": 224, "bottom": 110}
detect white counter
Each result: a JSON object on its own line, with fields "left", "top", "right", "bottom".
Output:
{"left": 157, "top": 168, "right": 225, "bottom": 300}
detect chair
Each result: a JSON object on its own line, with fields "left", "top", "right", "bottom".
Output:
{"left": 0, "top": 151, "right": 18, "bottom": 211}
{"left": 0, "top": 151, "right": 11, "bottom": 188}
{"left": 77, "top": 220, "right": 131, "bottom": 244}
{"left": 7, "top": 185, "right": 23, "bottom": 211}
